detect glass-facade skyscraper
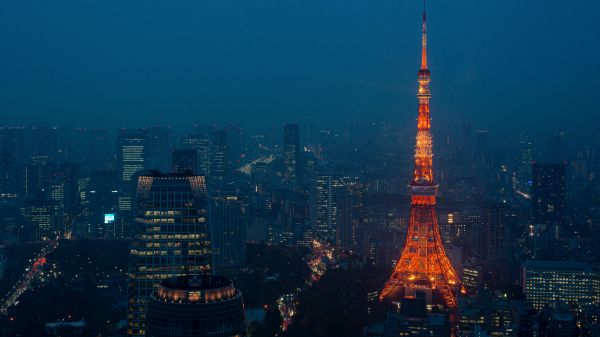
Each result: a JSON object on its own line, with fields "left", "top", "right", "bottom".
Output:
{"left": 127, "top": 171, "right": 211, "bottom": 336}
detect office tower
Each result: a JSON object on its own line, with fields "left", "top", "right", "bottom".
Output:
{"left": 117, "top": 129, "right": 146, "bottom": 215}
{"left": 380, "top": 5, "right": 462, "bottom": 308}
{"left": 89, "top": 128, "right": 113, "bottom": 168}
{"left": 312, "top": 173, "right": 336, "bottom": 243}
{"left": 209, "top": 191, "right": 246, "bottom": 277}
{"left": 283, "top": 124, "right": 300, "bottom": 183}
{"left": 127, "top": 172, "right": 211, "bottom": 336}
{"left": 210, "top": 130, "right": 229, "bottom": 184}
{"left": 21, "top": 161, "right": 53, "bottom": 200}
{"left": 539, "top": 301, "right": 577, "bottom": 337}
{"left": 49, "top": 163, "right": 79, "bottom": 232}
{"left": 471, "top": 205, "right": 505, "bottom": 261}
{"left": 20, "top": 200, "right": 54, "bottom": 241}
{"left": 335, "top": 177, "right": 363, "bottom": 249}
{"left": 31, "top": 126, "right": 59, "bottom": 162}
{"left": 474, "top": 130, "right": 489, "bottom": 163}
{"left": 172, "top": 149, "right": 198, "bottom": 174}
{"left": 146, "top": 275, "right": 246, "bottom": 337}
{"left": 182, "top": 134, "right": 210, "bottom": 176}
{"left": 531, "top": 163, "right": 566, "bottom": 239}
{"left": 146, "top": 126, "right": 171, "bottom": 172}
{"left": 510, "top": 301, "right": 539, "bottom": 337}
{"left": 87, "top": 170, "right": 119, "bottom": 238}
{"left": 546, "top": 132, "right": 565, "bottom": 163}
{"left": 516, "top": 134, "right": 533, "bottom": 193}
{"left": 0, "top": 126, "right": 26, "bottom": 165}
{"left": 461, "top": 262, "right": 481, "bottom": 293}
{"left": 485, "top": 299, "right": 513, "bottom": 337}
{"left": 0, "top": 153, "right": 18, "bottom": 195}
{"left": 522, "top": 260, "right": 597, "bottom": 310}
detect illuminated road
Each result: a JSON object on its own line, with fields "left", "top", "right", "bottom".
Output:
{"left": 278, "top": 239, "right": 335, "bottom": 332}
{"left": 0, "top": 239, "right": 59, "bottom": 315}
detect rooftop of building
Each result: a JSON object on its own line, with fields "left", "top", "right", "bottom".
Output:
{"left": 143, "top": 170, "right": 202, "bottom": 178}
{"left": 523, "top": 260, "right": 592, "bottom": 272}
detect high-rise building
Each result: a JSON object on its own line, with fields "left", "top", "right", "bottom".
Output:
{"left": 283, "top": 124, "right": 300, "bottom": 184}
{"left": 89, "top": 128, "right": 113, "bottom": 168}
{"left": 209, "top": 191, "right": 246, "bottom": 277}
{"left": 50, "top": 163, "right": 79, "bottom": 232}
{"left": 127, "top": 172, "right": 211, "bottom": 336}
{"left": 510, "top": 301, "right": 539, "bottom": 337}
{"left": 531, "top": 163, "right": 566, "bottom": 239}
{"left": 117, "top": 129, "right": 147, "bottom": 216}
{"left": 539, "top": 301, "right": 577, "bottom": 337}
{"left": 20, "top": 200, "right": 54, "bottom": 241}
{"left": 172, "top": 149, "right": 198, "bottom": 174}
{"left": 31, "top": 126, "right": 59, "bottom": 162}
{"left": 0, "top": 127, "right": 26, "bottom": 165}
{"left": 335, "top": 177, "right": 363, "bottom": 249}
{"left": 312, "top": 173, "right": 336, "bottom": 242}
{"left": 210, "top": 130, "right": 229, "bottom": 185}
{"left": 182, "top": 134, "right": 210, "bottom": 176}
{"left": 516, "top": 134, "right": 533, "bottom": 193}
{"left": 146, "top": 275, "right": 246, "bottom": 337}
{"left": 380, "top": 4, "right": 462, "bottom": 308}
{"left": 546, "top": 132, "right": 565, "bottom": 163}
{"left": 87, "top": 170, "right": 119, "bottom": 238}
{"left": 471, "top": 205, "right": 505, "bottom": 262}
{"left": 474, "top": 130, "right": 489, "bottom": 164}
{"left": 522, "top": 260, "right": 598, "bottom": 310}
{"left": 462, "top": 262, "right": 481, "bottom": 293}
{"left": 146, "top": 126, "right": 171, "bottom": 172}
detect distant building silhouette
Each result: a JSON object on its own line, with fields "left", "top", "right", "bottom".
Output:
{"left": 283, "top": 124, "right": 300, "bottom": 184}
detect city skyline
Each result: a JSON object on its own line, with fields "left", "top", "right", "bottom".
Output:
{"left": 1, "top": 2, "right": 599, "bottom": 337}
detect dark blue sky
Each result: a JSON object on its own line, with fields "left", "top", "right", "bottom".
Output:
{"left": 0, "top": 0, "right": 598, "bottom": 136}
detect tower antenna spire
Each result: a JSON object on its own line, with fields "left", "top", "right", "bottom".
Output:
{"left": 421, "top": 0, "right": 428, "bottom": 69}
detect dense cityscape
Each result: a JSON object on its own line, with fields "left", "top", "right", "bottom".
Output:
{"left": 1, "top": 1, "right": 600, "bottom": 337}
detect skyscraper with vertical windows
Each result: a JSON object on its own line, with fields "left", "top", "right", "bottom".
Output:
{"left": 283, "top": 124, "right": 300, "bottom": 184}
{"left": 117, "top": 129, "right": 147, "bottom": 217}
{"left": 182, "top": 131, "right": 211, "bottom": 176}
{"left": 172, "top": 149, "right": 198, "bottom": 174}
{"left": 210, "top": 130, "right": 229, "bottom": 185}
{"left": 20, "top": 200, "right": 54, "bottom": 241}
{"left": 146, "top": 126, "right": 171, "bottom": 172}
{"left": 127, "top": 171, "right": 211, "bottom": 336}
{"left": 471, "top": 204, "right": 505, "bottom": 262}
{"left": 516, "top": 134, "right": 533, "bottom": 193}
{"left": 31, "top": 126, "right": 59, "bottom": 162}
{"left": 312, "top": 173, "right": 336, "bottom": 243}
{"left": 0, "top": 126, "right": 25, "bottom": 166}
{"left": 531, "top": 163, "right": 566, "bottom": 239}
{"left": 209, "top": 191, "right": 246, "bottom": 277}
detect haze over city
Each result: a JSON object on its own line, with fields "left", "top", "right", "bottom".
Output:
{"left": 1, "top": 0, "right": 599, "bottom": 138}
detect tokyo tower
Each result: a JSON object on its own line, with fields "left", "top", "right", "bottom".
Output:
{"left": 380, "top": 3, "right": 463, "bottom": 308}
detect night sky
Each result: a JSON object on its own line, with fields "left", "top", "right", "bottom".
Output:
{"left": 0, "top": 0, "right": 598, "bottom": 136}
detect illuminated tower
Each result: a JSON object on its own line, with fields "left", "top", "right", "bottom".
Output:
{"left": 380, "top": 4, "right": 462, "bottom": 308}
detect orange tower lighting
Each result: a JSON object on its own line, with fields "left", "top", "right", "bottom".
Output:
{"left": 380, "top": 2, "right": 463, "bottom": 308}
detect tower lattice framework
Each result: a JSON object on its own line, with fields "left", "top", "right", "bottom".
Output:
{"left": 380, "top": 4, "right": 462, "bottom": 308}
